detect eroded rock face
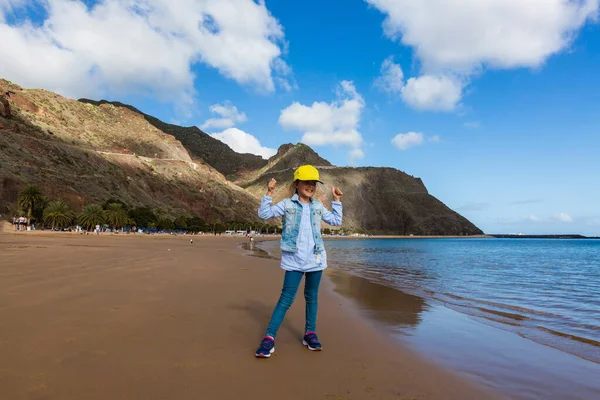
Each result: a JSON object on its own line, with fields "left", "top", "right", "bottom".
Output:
{"left": 0, "top": 93, "right": 11, "bottom": 118}
{"left": 6, "top": 91, "right": 39, "bottom": 114}
{"left": 0, "top": 89, "right": 38, "bottom": 118}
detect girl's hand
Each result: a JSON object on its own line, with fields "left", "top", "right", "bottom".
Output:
{"left": 332, "top": 186, "right": 343, "bottom": 201}
{"left": 266, "top": 178, "right": 277, "bottom": 196}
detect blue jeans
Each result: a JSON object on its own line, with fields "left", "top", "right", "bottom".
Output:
{"left": 265, "top": 270, "right": 323, "bottom": 338}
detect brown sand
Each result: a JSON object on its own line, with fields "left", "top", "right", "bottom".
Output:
{"left": 0, "top": 232, "right": 503, "bottom": 400}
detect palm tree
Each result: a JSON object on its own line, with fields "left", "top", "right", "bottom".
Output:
{"left": 215, "top": 222, "right": 226, "bottom": 234}
{"left": 173, "top": 216, "right": 188, "bottom": 230}
{"left": 32, "top": 195, "right": 50, "bottom": 224}
{"left": 17, "top": 185, "right": 44, "bottom": 226}
{"left": 157, "top": 218, "right": 174, "bottom": 231}
{"left": 104, "top": 203, "right": 130, "bottom": 230}
{"left": 78, "top": 204, "right": 106, "bottom": 231}
{"left": 43, "top": 200, "right": 74, "bottom": 230}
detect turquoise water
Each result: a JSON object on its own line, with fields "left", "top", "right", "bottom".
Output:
{"left": 261, "top": 238, "right": 600, "bottom": 363}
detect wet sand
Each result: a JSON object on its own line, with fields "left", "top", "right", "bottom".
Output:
{"left": 0, "top": 231, "right": 502, "bottom": 400}
{"left": 324, "top": 268, "right": 600, "bottom": 400}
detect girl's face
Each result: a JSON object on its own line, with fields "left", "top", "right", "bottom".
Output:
{"left": 296, "top": 180, "right": 317, "bottom": 201}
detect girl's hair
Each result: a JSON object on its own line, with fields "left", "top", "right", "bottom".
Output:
{"left": 287, "top": 180, "right": 299, "bottom": 198}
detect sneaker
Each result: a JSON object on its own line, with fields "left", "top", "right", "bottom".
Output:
{"left": 302, "top": 332, "right": 322, "bottom": 351}
{"left": 255, "top": 336, "right": 275, "bottom": 358}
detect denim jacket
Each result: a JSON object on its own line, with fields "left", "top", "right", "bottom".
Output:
{"left": 258, "top": 194, "right": 343, "bottom": 254}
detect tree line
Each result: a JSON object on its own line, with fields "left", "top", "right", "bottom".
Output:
{"left": 13, "top": 185, "right": 282, "bottom": 234}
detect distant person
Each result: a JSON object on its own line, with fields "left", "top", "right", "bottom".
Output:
{"left": 254, "top": 165, "right": 343, "bottom": 358}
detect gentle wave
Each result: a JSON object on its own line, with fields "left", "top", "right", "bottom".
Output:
{"left": 537, "top": 326, "right": 600, "bottom": 347}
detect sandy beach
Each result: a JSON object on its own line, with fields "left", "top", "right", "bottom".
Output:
{"left": 0, "top": 230, "right": 502, "bottom": 400}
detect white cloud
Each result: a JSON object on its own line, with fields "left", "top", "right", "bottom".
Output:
{"left": 0, "top": 0, "right": 292, "bottom": 101}
{"left": 391, "top": 132, "right": 439, "bottom": 150}
{"left": 375, "top": 58, "right": 464, "bottom": 111}
{"left": 201, "top": 118, "right": 236, "bottom": 131}
{"left": 201, "top": 101, "right": 247, "bottom": 131}
{"left": 279, "top": 80, "right": 365, "bottom": 159}
{"left": 366, "top": 0, "right": 598, "bottom": 72}
{"left": 368, "top": 0, "right": 599, "bottom": 110}
{"left": 209, "top": 103, "right": 247, "bottom": 122}
{"left": 375, "top": 56, "right": 404, "bottom": 93}
{"left": 401, "top": 75, "right": 464, "bottom": 111}
{"left": 349, "top": 148, "right": 365, "bottom": 161}
{"left": 391, "top": 132, "right": 424, "bottom": 150}
{"left": 202, "top": 102, "right": 272, "bottom": 159}
{"left": 210, "top": 128, "right": 276, "bottom": 159}
{"left": 527, "top": 215, "right": 542, "bottom": 222}
{"left": 554, "top": 213, "right": 574, "bottom": 223}
{"left": 272, "top": 57, "right": 297, "bottom": 92}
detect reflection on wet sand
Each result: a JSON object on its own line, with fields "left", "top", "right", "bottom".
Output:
{"left": 326, "top": 268, "right": 428, "bottom": 329}
{"left": 241, "top": 241, "right": 274, "bottom": 259}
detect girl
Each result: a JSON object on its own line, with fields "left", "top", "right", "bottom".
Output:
{"left": 255, "top": 164, "right": 343, "bottom": 358}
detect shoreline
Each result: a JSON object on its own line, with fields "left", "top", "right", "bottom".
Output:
{"left": 0, "top": 231, "right": 501, "bottom": 400}
{"left": 2, "top": 226, "right": 492, "bottom": 240}
{"left": 252, "top": 238, "right": 600, "bottom": 400}
{"left": 6, "top": 223, "right": 598, "bottom": 241}
{"left": 4, "top": 221, "right": 598, "bottom": 240}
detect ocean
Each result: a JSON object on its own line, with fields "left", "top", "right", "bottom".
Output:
{"left": 257, "top": 238, "right": 600, "bottom": 399}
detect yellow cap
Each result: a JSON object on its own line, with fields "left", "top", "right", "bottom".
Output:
{"left": 293, "top": 165, "right": 323, "bottom": 183}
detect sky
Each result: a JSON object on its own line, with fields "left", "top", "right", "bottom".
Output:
{"left": 1, "top": 0, "right": 600, "bottom": 236}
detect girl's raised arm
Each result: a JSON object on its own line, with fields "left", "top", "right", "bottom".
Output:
{"left": 322, "top": 186, "right": 343, "bottom": 226}
{"left": 258, "top": 178, "right": 285, "bottom": 219}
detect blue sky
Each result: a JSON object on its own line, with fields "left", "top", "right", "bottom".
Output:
{"left": 1, "top": 0, "right": 599, "bottom": 235}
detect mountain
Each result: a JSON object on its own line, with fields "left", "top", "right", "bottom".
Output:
{"left": 0, "top": 78, "right": 483, "bottom": 235}
{"left": 78, "top": 99, "right": 268, "bottom": 179}
{"left": 0, "top": 79, "right": 261, "bottom": 224}
{"left": 233, "top": 142, "right": 332, "bottom": 185}
{"left": 240, "top": 145, "right": 482, "bottom": 235}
